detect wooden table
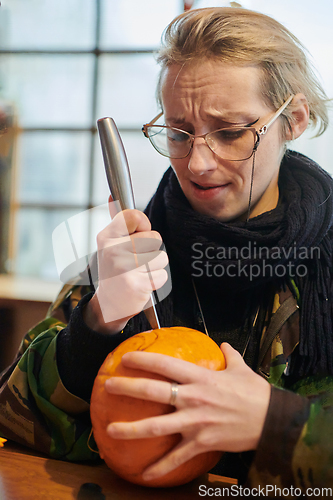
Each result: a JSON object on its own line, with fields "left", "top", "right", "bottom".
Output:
{"left": 0, "top": 441, "right": 236, "bottom": 499}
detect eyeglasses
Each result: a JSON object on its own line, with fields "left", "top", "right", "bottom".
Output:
{"left": 142, "top": 95, "right": 294, "bottom": 161}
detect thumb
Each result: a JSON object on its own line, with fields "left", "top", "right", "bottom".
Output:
{"left": 107, "top": 209, "right": 151, "bottom": 239}
{"left": 220, "top": 342, "right": 244, "bottom": 370}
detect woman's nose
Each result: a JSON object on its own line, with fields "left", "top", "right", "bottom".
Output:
{"left": 187, "top": 138, "right": 218, "bottom": 176}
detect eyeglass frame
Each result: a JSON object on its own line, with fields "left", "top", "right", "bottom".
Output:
{"left": 142, "top": 94, "right": 294, "bottom": 161}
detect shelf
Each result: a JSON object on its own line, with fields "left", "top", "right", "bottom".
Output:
{"left": 0, "top": 274, "right": 62, "bottom": 303}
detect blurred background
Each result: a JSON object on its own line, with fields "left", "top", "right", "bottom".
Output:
{"left": 0, "top": 0, "right": 332, "bottom": 283}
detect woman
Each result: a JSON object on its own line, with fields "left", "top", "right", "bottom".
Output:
{"left": 1, "top": 7, "right": 332, "bottom": 490}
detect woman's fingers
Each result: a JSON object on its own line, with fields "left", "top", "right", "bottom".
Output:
{"left": 106, "top": 209, "right": 153, "bottom": 238}
{"left": 86, "top": 206, "right": 169, "bottom": 333}
{"left": 102, "top": 344, "right": 271, "bottom": 485}
{"left": 107, "top": 410, "right": 186, "bottom": 440}
{"left": 220, "top": 342, "right": 244, "bottom": 369}
{"left": 142, "top": 439, "right": 199, "bottom": 482}
{"left": 120, "top": 351, "right": 214, "bottom": 385}
{"left": 108, "top": 409, "right": 205, "bottom": 483}
{"left": 136, "top": 247, "right": 169, "bottom": 273}
{"left": 105, "top": 375, "right": 182, "bottom": 406}
{"left": 143, "top": 267, "right": 169, "bottom": 292}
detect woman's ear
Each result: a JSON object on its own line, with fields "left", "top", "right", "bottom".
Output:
{"left": 285, "top": 93, "right": 309, "bottom": 140}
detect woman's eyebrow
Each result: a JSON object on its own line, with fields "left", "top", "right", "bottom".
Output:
{"left": 165, "top": 116, "right": 260, "bottom": 128}
{"left": 164, "top": 115, "right": 186, "bottom": 125}
{"left": 210, "top": 114, "right": 260, "bottom": 127}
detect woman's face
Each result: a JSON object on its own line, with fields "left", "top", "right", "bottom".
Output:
{"left": 161, "top": 60, "right": 286, "bottom": 222}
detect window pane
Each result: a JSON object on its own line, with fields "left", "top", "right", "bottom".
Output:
{"left": 100, "top": 0, "right": 182, "bottom": 49}
{"left": 0, "top": 103, "right": 16, "bottom": 273}
{"left": 96, "top": 54, "right": 161, "bottom": 128}
{"left": 52, "top": 203, "right": 109, "bottom": 284}
{"left": 17, "top": 132, "right": 91, "bottom": 205}
{"left": 14, "top": 206, "right": 110, "bottom": 283}
{"left": 93, "top": 131, "right": 170, "bottom": 210}
{"left": 0, "top": 55, "right": 94, "bottom": 127}
{"left": 0, "top": 0, "right": 95, "bottom": 50}
{"left": 13, "top": 208, "right": 81, "bottom": 280}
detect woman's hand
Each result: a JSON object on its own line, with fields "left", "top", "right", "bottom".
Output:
{"left": 84, "top": 204, "right": 168, "bottom": 334}
{"left": 104, "top": 342, "right": 271, "bottom": 482}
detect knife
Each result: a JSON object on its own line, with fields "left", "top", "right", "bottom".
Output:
{"left": 97, "top": 117, "right": 161, "bottom": 330}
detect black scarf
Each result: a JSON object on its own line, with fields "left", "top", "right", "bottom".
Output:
{"left": 143, "top": 150, "right": 333, "bottom": 378}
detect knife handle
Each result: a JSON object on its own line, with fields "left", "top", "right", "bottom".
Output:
{"left": 97, "top": 117, "right": 135, "bottom": 211}
{"left": 97, "top": 117, "right": 161, "bottom": 330}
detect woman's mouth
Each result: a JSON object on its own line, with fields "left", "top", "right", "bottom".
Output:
{"left": 195, "top": 183, "right": 219, "bottom": 190}
{"left": 191, "top": 181, "right": 230, "bottom": 198}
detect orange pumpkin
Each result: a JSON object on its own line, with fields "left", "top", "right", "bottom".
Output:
{"left": 90, "top": 327, "right": 225, "bottom": 487}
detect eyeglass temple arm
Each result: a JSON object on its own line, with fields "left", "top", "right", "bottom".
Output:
{"left": 142, "top": 111, "right": 164, "bottom": 137}
{"left": 149, "top": 111, "right": 163, "bottom": 125}
{"left": 259, "top": 95, "right": 294, "bottom": 135}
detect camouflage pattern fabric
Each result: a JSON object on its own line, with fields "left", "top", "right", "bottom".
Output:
{"left": 248, "top": 285, "right": 333, "bottom": 493}
{"left": 0, "top": 283, "right": 97, "bottom": 461}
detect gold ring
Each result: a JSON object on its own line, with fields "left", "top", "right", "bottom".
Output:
{"left": 169, "top": 382, "right": 179, "bottom": 406}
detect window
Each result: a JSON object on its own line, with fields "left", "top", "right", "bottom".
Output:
{"left": 0, "top": 0, "right": 180, "bottom": 279}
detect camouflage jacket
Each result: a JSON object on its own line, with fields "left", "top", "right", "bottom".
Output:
{"left": 0, "top": 281, "right": 332, "bottom": 494}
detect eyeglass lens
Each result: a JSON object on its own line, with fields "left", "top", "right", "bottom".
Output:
{"left": 146, "top": 126, "right": 256, "bottom": 160}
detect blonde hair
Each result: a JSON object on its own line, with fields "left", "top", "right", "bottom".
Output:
{"left": 156, "top": 7, "right": 330, "bottom": 136}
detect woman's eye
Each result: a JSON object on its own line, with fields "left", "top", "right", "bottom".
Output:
{"left": 215, "top": 128, "right": 246, "bottom": 140}
{"left": 168, "top": 130, "right": 189, "bottom": 142}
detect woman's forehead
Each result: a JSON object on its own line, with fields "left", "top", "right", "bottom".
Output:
{"left": 161, "top": 61, "right": 269, "bottom": 120}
